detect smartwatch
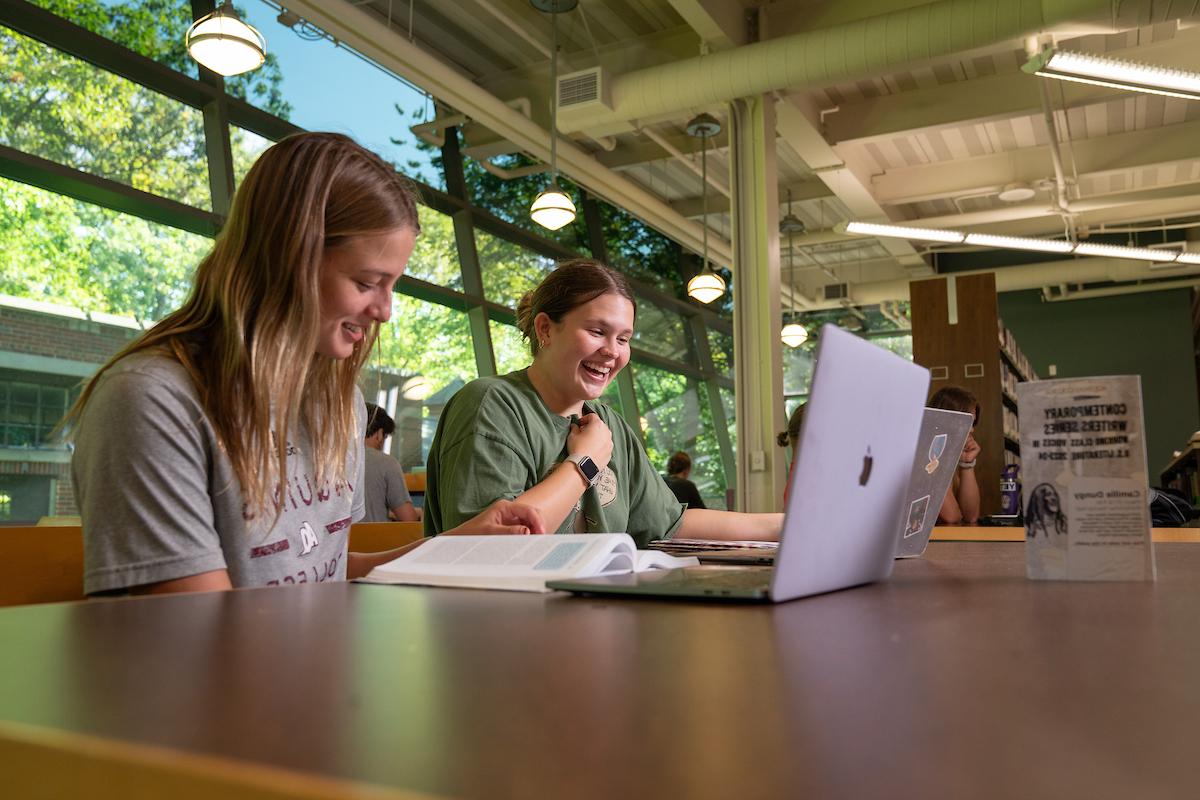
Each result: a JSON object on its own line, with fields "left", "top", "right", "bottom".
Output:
{"left": 567, "top": 454, "right": 602, "bottom": 487}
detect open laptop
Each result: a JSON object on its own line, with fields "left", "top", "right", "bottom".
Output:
{"left": 546, "top": 324, "right": 931, "bottom": 602}
{"left": 695, "top": 406, "right": 972, "bottom": 564}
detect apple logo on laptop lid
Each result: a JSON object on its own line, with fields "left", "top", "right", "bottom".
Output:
{"left": 859, "top": 447, "right": 873, "bottom": 486}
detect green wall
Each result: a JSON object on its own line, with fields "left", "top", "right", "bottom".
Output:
{"left": 998, "top": 288, "right": 1199, "bottom": 479}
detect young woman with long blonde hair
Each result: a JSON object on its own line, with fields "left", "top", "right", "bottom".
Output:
{"left": 71, "top": 132, "right": 541, "bottom": 596}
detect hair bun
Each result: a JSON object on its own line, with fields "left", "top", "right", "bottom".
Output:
{"left": 515, "top": 291, "right": 535, "bottom": 338}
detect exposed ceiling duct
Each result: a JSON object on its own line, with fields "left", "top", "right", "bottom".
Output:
{"left": 557, "top": 0, "right": 1182, "bottom": 137}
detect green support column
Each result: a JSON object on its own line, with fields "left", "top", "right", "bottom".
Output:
{"left": 728, "top": 97, "right": 786, "bottom": 512}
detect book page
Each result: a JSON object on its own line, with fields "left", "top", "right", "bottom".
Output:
{"left": 634, "top": 551, "right": 700, "bottom": 571}
{"left": 359, "top": 534, "right": 636, "bottom": 592}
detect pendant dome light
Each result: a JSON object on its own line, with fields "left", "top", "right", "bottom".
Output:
{"left": 186, "top": 2, "right": 266, "bottom": 77}
{"left": 780, "top": 189, "right": 807, "bottom": 347}
{"left": 685, "top": 112, "right": 726, "bottom": 304}
{"left": 529, "top": 0, "right": 577, "bottom": 231}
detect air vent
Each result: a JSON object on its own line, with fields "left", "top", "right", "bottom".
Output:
{"left": 557, "top": 67, "right": 611, "bottom": 111}
{"left": 823, "top": 283, "right": 849, "bottom": 301}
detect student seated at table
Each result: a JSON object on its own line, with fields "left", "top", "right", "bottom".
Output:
{"left": 777, "top": 402, "right": 805, "bottom": 505}
{"left": 70, "top": 133, "right": 542, "bottom": 596}
{"left": 662, "top": 451, "right": 706, "bottom": 510}
{"left": 423, "top": 260, "right": 783, "bottom": 547}
{"left": 928, "top": 386, "right": 982, "bottom": 525}
{"left": 363, "top": 402, "right": 421, "bottom": 522}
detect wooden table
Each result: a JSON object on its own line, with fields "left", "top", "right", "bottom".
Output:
{"left": 2, "top": 541, "right": 1199, "bottom": 799}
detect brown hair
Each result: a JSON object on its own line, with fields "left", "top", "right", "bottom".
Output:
{"left": 666, "top": 451, "right": 691, "bottom": 476}
{"left": 69, "top": 132, "right": 421, "bottom": 516}
{"left": 929, "top": 385, "right": 980, "bottom": 424}
{"left": 515, "top": 259, "right": 637, "bottom": 356}
{"left": 777, "top": 402, "right": 806, "bottom": 448}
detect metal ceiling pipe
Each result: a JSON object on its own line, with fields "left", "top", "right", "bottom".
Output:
{"left": 802, "top": 257, "right": 1200, "bottom": 308}
{"left": 1041, "top": 278, "right": 1200, "bottom": 301}
{"left": 558, "top": 0, "right": 1177, "bottom": 136}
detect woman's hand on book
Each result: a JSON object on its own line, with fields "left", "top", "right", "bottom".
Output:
{"left": 445, "top": 499, "right": 547, "bottom": 536}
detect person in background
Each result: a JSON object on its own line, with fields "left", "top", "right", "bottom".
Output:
{"left": 777, "top": 402, "right": 806, "bottom": 505}
{"left": 928, "top": 385, "right": 982, "bottom": 525}
{"left": 663, "top": 451, "right": 706, "bottom": 510}
{"left": 424, "top": 259, "right": 782, "bottom": 547}
{"left": 363, "top": 402, "right": 421, "bottom": 522}
{"left": 70, "top": 132, "right": 542, "bottom": 597}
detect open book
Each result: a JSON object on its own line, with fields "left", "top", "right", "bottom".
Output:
{"left": 358, "top": 534, "right": 700, "bottom": 593}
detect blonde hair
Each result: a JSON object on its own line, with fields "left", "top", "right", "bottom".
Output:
{"left": 69, "top": 132, "right": 420, "bottom": 516}
{"left": 515, "top": 259, "right": 636, "bottom": 357}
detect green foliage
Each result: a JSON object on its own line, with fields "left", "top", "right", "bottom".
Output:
{"left": 634, "top": 365, "right": 728, "bottom": 507}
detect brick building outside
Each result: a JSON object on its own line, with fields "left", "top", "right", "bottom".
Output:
{"left": 0, "top": 295, "right": 141, "bottom": 523}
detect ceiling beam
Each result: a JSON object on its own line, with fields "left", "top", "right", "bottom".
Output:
{"left": 871, "top": 119, "right": 1200, "bottom": 205}
{"left": 593, "top": 129, "right": 730, "bottom": 170}
{"left": 777, "top": 95, "right": 930, "bottom": 274}
{"left": 824, "top": 29, "right": 1200, "bottom": 145}
{"left": 669, "top": 178, "right": 832, "bottom": 218}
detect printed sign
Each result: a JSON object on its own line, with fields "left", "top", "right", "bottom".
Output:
{"left": 1016, "top": 376, "right": 1155, "bottom": 581}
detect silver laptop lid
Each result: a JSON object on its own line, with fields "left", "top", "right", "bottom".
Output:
{"left": 895, "top": 408, "right": 974, "bottom": 558}
{"left": 770, "top": 325, "right": 930, "bottom": 601}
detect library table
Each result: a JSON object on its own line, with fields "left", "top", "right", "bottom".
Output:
{"left": 2, "top": 541, "right": 1200, "bottom": 799}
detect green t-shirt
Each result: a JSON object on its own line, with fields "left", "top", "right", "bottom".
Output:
{"left": 424, "top": 370, "right": 685, "bottom": 548}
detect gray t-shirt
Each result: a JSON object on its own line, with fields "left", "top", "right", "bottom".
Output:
{"left": 72, "top": 353, "right": 366, "bottom": 594}
{"left": 363, "top": 446, "right": 412, "bottom": 522}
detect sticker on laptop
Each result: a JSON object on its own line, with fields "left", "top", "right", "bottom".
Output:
{"left": 905, "top": 495, "right": 932, "bottom": 538}
{"left": 925, "top": 433, "right": 948, "bottom": 474}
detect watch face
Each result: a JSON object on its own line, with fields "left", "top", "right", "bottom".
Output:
{"left": 578, "top": 456, "right": 600, "bottom": 482}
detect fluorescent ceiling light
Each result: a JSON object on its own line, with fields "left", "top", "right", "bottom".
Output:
{"left": 842, "top": 221, "right": 965, "bottom": 243}
{"left": 1023, "top": 49, "right": 1200, "bottom": 101}
{"left": 963, "top": 234, "right": 1074, "bottom": 254}
{"left": 1072, "top": 242, "right": 1177, "bottom": 262}
{"left": 842, "top": 219, "right": 1191, "bottom": 264}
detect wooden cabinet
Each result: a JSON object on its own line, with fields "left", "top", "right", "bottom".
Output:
{"left": 910, "top": 272, "right": 1038, "bottom": 516}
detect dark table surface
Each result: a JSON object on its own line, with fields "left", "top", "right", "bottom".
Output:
{"left": 1, "top": 541, "right": 1197, "bottom": 799}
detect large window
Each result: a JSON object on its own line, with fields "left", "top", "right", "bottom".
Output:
{"left": 1, "top": 26, "right": 211, "bottom": 207}
{"left": 368, "top": 295, "right": 477, "bottom": 471}
{"left": 0, "top": 0, "right": 736, "bottom": 522}
{"left": 0, "top": 380, "right": 70, "bottom": 448}
{"left": 633, "top": 364, "right": 728, "bottom": 509}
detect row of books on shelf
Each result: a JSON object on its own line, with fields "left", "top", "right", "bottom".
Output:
{"left": 998, "top": 321, "right": 1037, "bottom": 381}
{"left": 1003, "top": 449, "right": 1020, "bottom": 467}
{"left": 1002, "top": 406, "right": 1020, "bottom": 441}
{"left": 1000, "top": 361, "right": 1023, "bottom": 398}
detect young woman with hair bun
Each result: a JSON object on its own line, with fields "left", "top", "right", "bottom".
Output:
{"left": 424, "top": 259, "right": 781, "bottom": 547}
{"left": 71, "top": 132, "right": 542, "bottom": 596}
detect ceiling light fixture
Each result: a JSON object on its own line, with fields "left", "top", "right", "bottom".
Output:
{"left": 843, "top": 221, "right": 965, "bottom": 244}
{"left": 780, "top": 190, "right": 807, "bottom": 347}
{"left": 840, "top": 222, "right": 1193, "bottom": 264}
{"left": 997, "top": 182, "right": 1037, "bottom": 203}
{"left": 962, "top": 233, "right": 1074, "bottom": 254}
{"left": 1022, "top": 48, "right": 1200, "bottom": 101}
{"left": 185, "top": 2, "right": 266, "bottom": 76}
{"left": 529, "top": 0, "right": 577, "bottom": 231}
{"left": 780, "top": 323, "right": 809, "bottom": 348}
{"left": 685, "top": 112, "right": 726, "bottom": 304}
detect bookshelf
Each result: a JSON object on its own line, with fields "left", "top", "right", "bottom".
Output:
{"left": 910, "top": 272, "right": 1038, "bottom": 516}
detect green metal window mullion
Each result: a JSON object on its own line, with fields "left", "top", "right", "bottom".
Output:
{"left": 688, "top": 314, "right": 736, "bottom": 495}
{"left": 441, "top": 125, "right": 496, "bottom": 378}
{"left": 191, "top": 0, "right": 235, "bottom": 217}
{"left": 0, "top": 144, "right": 223, "bottom": 236}
{"left": 581, "top": 185, "right": 641, "bottom": 433}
